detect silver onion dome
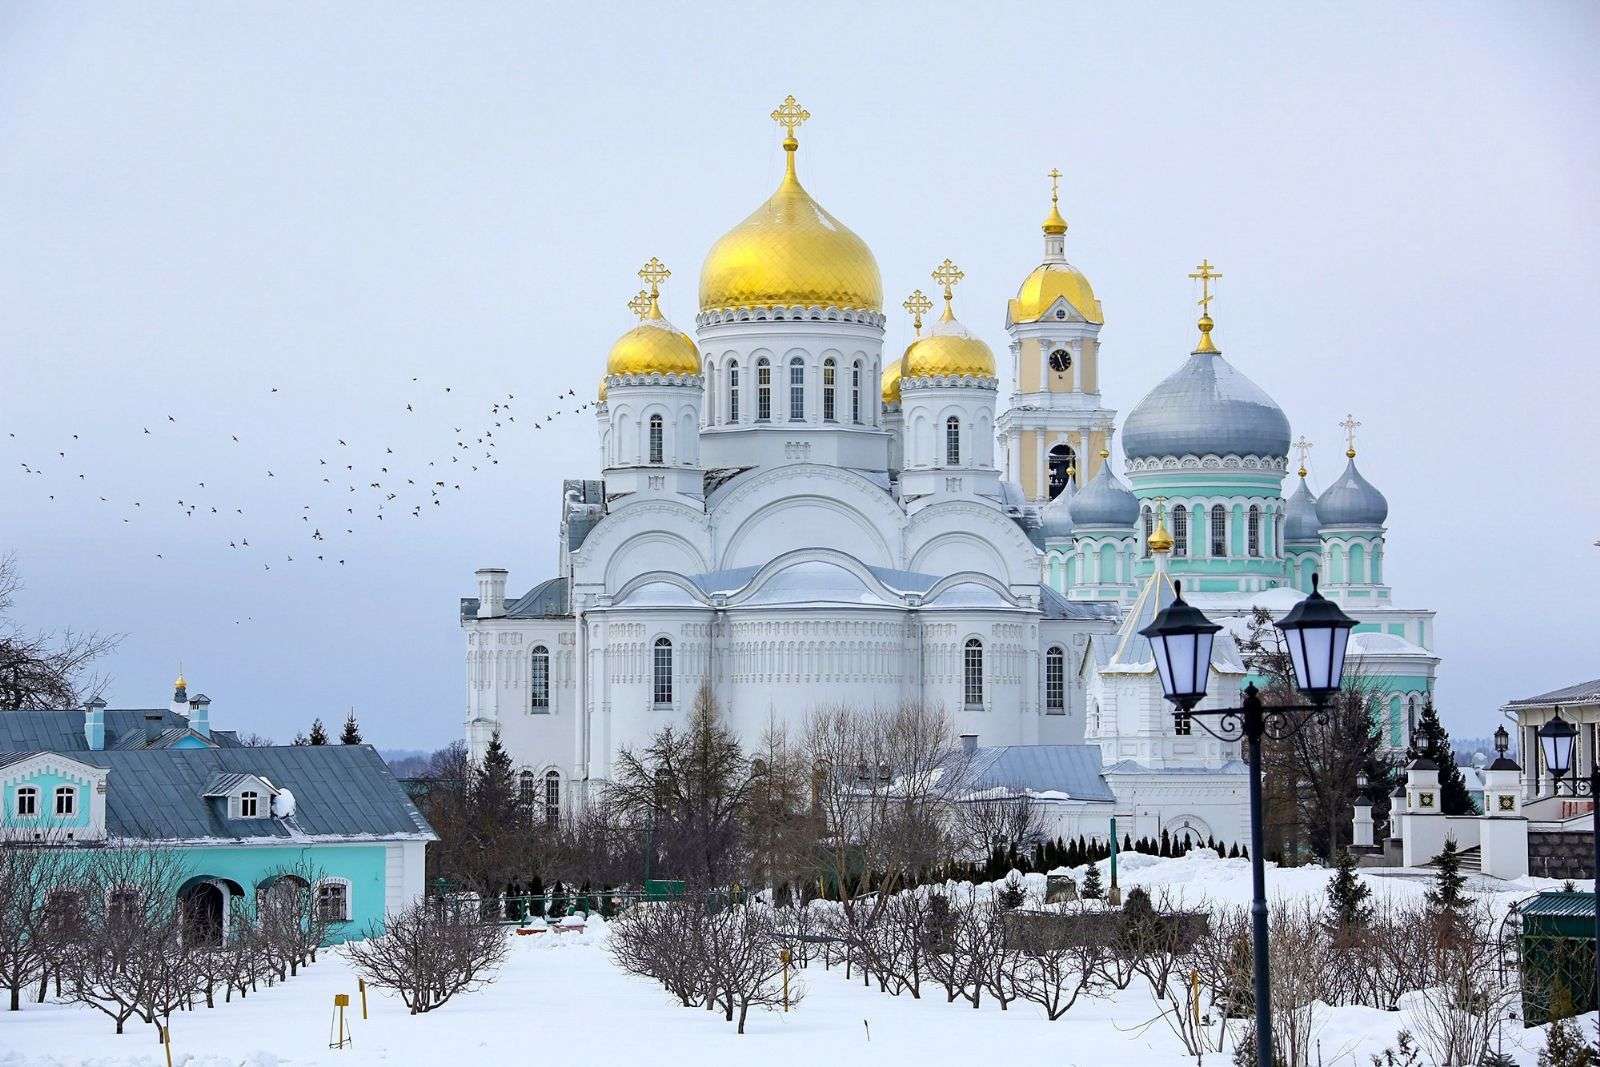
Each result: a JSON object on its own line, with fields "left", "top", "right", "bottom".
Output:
{"left": 1283, "top": 474, "right": 1323, "bottom": 542}
{"left": 1069, "top": 457, "right": 1139, "bottom": 528}
{"left": 1122, "top": 352, "right": 1291, "bottom": 461}
{"left": 1315, "top": 457, "right": 1388, "bottom": 527}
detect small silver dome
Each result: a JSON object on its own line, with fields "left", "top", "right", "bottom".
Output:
{"left": 1123, "top": 352, "right": 1291, "bottom": 461}
{"left": 1315, "top": 457, "right": 1388, "bottom": 527}
{"left": 1069, "top": 459, "right": 1139, "bottom": 528}
{"left": 1283, "top": 475, "right": 1322, "bottom": 543}
{"left": 1039, "top": 490, "right": 1074, "bottom": 543}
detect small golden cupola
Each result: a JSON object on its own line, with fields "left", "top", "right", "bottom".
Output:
{"left": 600, "top": 258, "right": 699, "bottom": 401}
{"left": 699, "top": 97, "right": 883, "bottom": 315}
{"left": 901, "top": 259, "right": 996, "bottom": 380}
{"left": 1008, "top": 169, "right": 1104, "bottom": 326}
{"left": 883, "top": 288, "right": 932, "bottom": 406}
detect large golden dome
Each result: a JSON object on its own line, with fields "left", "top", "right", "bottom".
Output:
{"left": 603, "top": 268, "right": 699, "bottom": 397}
{"left": 902, "top": 261, "right": 995, "bottom": 380}
{"left": 699, "top": 104, "right": 882, "bottom": 315}
{"left": 1009, "top": 262, "right": 1103, "bottom": 325}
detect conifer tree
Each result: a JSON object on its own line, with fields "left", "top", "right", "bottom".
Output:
{"left": 340, "top": 710, "right": 362, "bottom": 744}
{"left": 1326, "top": 848, "right": 1373, "bottom": 927}
{"left": 291, "top": 731, "right": 309, "bottom": 746}
{"left": 1081, "top": 861, "right": 1104, "bottom": 900}
{"left": 1160, "top": 828, "right": 1172, "bottom": 857}
{"left": 1123, "top": 832, "right": 1133, "bottom": 853}
{"left": 1405, "top": 702, "right": 1474, "bottom": 815}
{"left": 307, "top": 717, "right": 329, "bottom": 745}
{"left": 1425, "top": 836, "right": 1469, "bottom": 921}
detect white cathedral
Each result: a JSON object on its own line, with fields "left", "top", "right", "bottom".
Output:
{"left": 460, "top": 100, "right": 1439, "bottom": 849}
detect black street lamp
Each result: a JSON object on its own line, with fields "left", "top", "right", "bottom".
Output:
{"left": 1535, "top": 706, "right": 1600, "bottom": 1010}
{"left": 1141, "top": 573, "right": 1355, "bottom": 1067}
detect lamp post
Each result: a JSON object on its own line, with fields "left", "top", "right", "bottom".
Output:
{"left": 1535, "top": 707, "right": 1600, "bottom": 1011}
{"left": 1141, "top": 573, "right": 1355, "bottom": 1067}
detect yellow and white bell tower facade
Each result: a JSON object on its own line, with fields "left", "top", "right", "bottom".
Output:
{"left": 997, "top": 171, "right": 1117, "bottom": 506}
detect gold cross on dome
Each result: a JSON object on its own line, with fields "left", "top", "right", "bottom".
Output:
{"left": 931, "top": 259, "right": 965, "bottom": 313}
{"left": 771, "top": 95, "right": 810, "bottom": 141}
{"left": 1048, "top": 167, "right": 1062, "bottom": 203}
{"left": 627, "top": 289, "right": 652, "bottom": 320}
{"left": 902, "top": 289, "right": 933, "bottom": 333}
{"left": 1339, "top": 414, "right": 1361, "bottom": 458}
{"left": 637, "top": 257, "right": 670, "bottom": 294}
{"left": 1292, "top": 435, "right": 1313, "bottom": 477}
{"left": 1188, "top": 259, "right": 1222, "bottom": 315}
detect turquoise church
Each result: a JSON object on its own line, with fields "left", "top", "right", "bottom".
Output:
{"left": 0, "top": 675, "right": 435, "bottom": 944}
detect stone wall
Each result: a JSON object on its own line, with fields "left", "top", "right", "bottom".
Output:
{"left": 1528, "top": 830, "right": 1595, "bottom": 880}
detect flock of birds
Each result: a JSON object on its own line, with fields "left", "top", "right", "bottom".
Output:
{"left": 6, "top": 377, "right": 596, "bottom": 615}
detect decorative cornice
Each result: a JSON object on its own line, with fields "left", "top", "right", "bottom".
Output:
{"left": 1126, "top": 454, "right": 1288, "bottom": 473}
{"left": 695, "top": 305, "right": 887, "bottom": 328}
{"left": 900, "top": 374, "right": 999, "bottom": 392}
{"left": 602, "top": 372, "right": 704, "bottom": 391}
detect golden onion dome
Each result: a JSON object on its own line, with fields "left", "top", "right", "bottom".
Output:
{"left": 698, "top": 100, "right": 882, "bottom": 315}
{"left": 1009, "top": 261, "right": 1103, "bottom": 325}
{"left": 597, "top": 376, "right": 607, "bottom": 403}
{"left": 881, "top": 356, "right": 903, "bottom": 406}
{"left": 901, "top": 262, "right": 995, "bottom": 380}
{"left": 605, "top": 271, "right": 699, "bottom": 381}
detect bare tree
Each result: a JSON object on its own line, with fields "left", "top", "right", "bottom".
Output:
{"left": 345, "top": 900, "right": 508, "bottom": 1014}
{"left": 0, "top": 554, "right": 121, "bottom": 710}
{"left": 953, "top": 791, "right": 1046, "bottom": 860}
{"left": 0, "top": 838, "right": 77, "bottom": 1010}
{"left": 1012, "top": 907, "right": 1114, "bottom": 1020}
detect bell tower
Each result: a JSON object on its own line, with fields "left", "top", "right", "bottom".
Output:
{"left": 996, "top": 169, "right": 1118, "bottom": 505}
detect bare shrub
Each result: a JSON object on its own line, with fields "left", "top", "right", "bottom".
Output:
{"left": 1408, "top": 904, "right": 1516, "bottom": 1067}
{"left": 346, "top": 900, "right": 508, "bottom": 1013}
{"left": 1012, "top": 906, "right": 1114, "bottom": 1020}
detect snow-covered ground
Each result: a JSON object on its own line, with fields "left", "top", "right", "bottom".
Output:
{"left": 0, "top": 853, "right": 1587, "bottom": 1067}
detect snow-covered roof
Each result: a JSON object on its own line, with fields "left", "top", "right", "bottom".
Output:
{"left": 958, "top": 744, "right": 1116, "bottom": 803}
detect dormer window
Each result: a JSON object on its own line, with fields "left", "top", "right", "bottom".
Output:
{"left": 54, "top": 786, "right": 76, "bottom": 817}
{"left": 15, "top": 786, "right": 38, "bottom": 817}
{"left": 239, "top": 791, "right": 259, "bottom": 818}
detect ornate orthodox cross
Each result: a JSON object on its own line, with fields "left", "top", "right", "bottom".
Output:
{"left": 771, "top": 95, "right": 809, "bottom": 144}
{"left": 627, "top": 289, "right": 652, "bottom": 320}
{"left": 1339, "top": 414, "right": 1361, "bottom": 458}
{"left": 1188, "top": 259, "right": 1222, "bottom": 315}
{"left": 1292, "top": 435, "right": 1313, "bottom": 477}
{"left": 1048, "top": 167, "right": 1062, "bottom": 204}
{"left": 931, "top": 259, "right": 965, "bottom": 312}
{"left": 902, "top": 289, "right": 933, "bottom": 333}
{"left": 637, "top": 257, "right": 670, "bottom": 298}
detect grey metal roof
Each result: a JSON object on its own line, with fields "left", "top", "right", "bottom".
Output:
{"left": 11, "top": 745, "right": 434, "bottom": 843}
{"left": 961, "top": 744, "right": 1116, "bottom": 803}
{"left": 1505, "top": 679, "right": 1600, "bottom": 709}
{"left": 0, "top": 710, "right": 240, "bottom": 753}
{"left": 1066, "top": 457, "right": 1139, "bottom": 528}
{"left": 1122, "top": 351, "right": 1291, "bottom": 461}
{"left": 1283, "top": 474, "right": 1322, "bottom": 543}
{"left": 1040, "top": 586, "right": 1119, "bottom": 621}
{"left": 1102, "top": 759, "right": 1248, "bottom": 776}
{"left": 462, "top": 576, "right": 571, "bottom": 621}
{"left": 1315, "top": 457, "right": 1388, "bottom": 527}
{"left": 202, "top": 772, "right": 261, "bottom": 797}
{"left": 1038, "top": 490, "right": 1074, "bottom": 543}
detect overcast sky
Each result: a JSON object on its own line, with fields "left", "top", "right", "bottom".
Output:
{"left": 1, "top": 2, "right": 1595, "bottom": 750}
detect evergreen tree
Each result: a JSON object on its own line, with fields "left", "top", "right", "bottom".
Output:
{"left": 1538, "top": 1008, "right": 1598, "bottom": 1067}
{"left": 307, "top": 717, "right": 329, "bottom": 746}
{"left": 1405, "top": 702, "right": 1474, "bottom": 815}
{"left": 1081, "top": 861, "right": 1104, "bottom": 900}
{"left": 339, "top": 710, "right": 362, "bottom": 744}
{"left": 1123, "top": 832, "right": 1133, "bottom": 853}
{"left": 1425, "top": 836, "right": 1469, "bottom": 919}
{"left": 291, "top": 731, "right": 309, "bottom": 746}
{"left": 1326, "top": 848, "right": 1373, "bottom": 927}
{"left": 475, "top": 730, "right": 519, "bottom": 819}
{"left": 1228, "top": 842, "right": 1240, "bottom": 858}
{"left": 1159, "top": 828, "right": 1172, "bottom": 857}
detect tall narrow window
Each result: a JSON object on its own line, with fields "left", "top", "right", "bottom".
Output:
{"left": 851, "top": 361, "right": 862, "bottom": 423}
{"left": 945, "top": 416, "right": 961, "bottom": 466}
{"left": 756, "top": 358, "right": 771, "bottom": 420}
{"left": 316, "top": 882, "right": 349, "bottom": 923}
{"left": 1210, "top": 504, "right": 1227, "bottom": 557}
{"left": 1248, "top": 505, "right": 1261, "bottom": 557}
{"left": 518, "top": 770, "right": 536, "bottom": 810}
{"left": 15, "top": 786, "right": 37, "bottom": 817}
{"left": 789, "top": 357, "right": 805, "bottom": 420}
{"left": 1045, "top": 647, "right": 1065, "bottom": 711}
{"left": 963, "top": 639, "right": 984, "bottom": 708}
{"left": 530, "top": 645, "right": 550, "bottom": 710}
{"left": 648, "top": 415, "right": 663, "bottom": 464}
{"left": 727, "top": 361, "right": 740, "bottom": 424}
{"left": 238, "top": 791, "right": 258, "bottom": 818}
{"left": 544, "top": 770, "right": 561, "bottom": 828}
{"left": 1172, "top": 505, "right": 1188, "bottom": 558}
{"left": 54, "top": 787, "right": 75, "bottom": 817}
{"left": 653, "top": 637, "right": 673, "bottom": 704}
{"left": 1142, "top": 507, "right": 1154, "bottom": 558}
{"left": 822, "top": 358, "right": 836, "bottom": 421}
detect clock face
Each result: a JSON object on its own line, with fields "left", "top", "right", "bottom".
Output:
{"left": 1049, "top": 349, "right": 1072, "bottom": 372}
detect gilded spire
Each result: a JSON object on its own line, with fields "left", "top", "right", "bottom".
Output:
{"left": 1293, "top": 435, "right": 1313, "bottom": 479}
{"left": 1148, "top": 497, "right": 1174, "bottom": 553}
{"left": 1188, "top": 259, "right": 1223, "bottom": 354}
{"left": 931, "top": 258, "right": 965, "bottom": 321}
{"left": 637, "top": 257, "right": 670, "bottom": 320}
{"left": 902, "top": 289, "right": 933, "bottom": 335}
{"left": 771, "top": 94, "right": 809, "bottom": 183}
{"left": 1339, "top": 414, "right": 1361, "bottom": 459}
{"left": 1043, "top": 167, "right": 1068, "bottom": 236}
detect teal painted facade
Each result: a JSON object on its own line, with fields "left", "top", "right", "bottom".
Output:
{"left": 171, "top": 842, "right": 389, "bottom": 943}
{"left": 5, "top": 768, "right": 94, "bottom": 830}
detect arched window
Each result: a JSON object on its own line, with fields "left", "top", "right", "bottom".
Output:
{"left": 14, "top": 786, "right": 37, "bottom": 817}
{"left": 756, "top": 358, "right": 772, "bottom": 420}
{"left": 1248, "top": 505, "right": 1261, "bottom": 557}
{"left": 1210, "top": 505, "right": 1227, "bottom": 557}
{"left": 647, "top": 415, "right": 663, "bottom": 464}
{"left": 851, "top": 361, "right": 862, "bottom": 423}
{"left": 1047, "top": 443, "right": 1077, "bottom": 500}
{"left": 1172, "top": 505, "right": 1188, "bottom": 558}
{"left": 789, "top": 357, "right": 805, "bottom": 420}
{"left": 1406, "top": 696, "right": 1418, "bottom": 743}
{"left": 518, "top": 770, "right": 536, "bottom": 810}
{"left": 1045, "top": 647, "right": 1065, "bottom": 711}
{"left": 727, "top": 360, "right": 740, "bottom": 424}
{"left": 653, "top": 637, "right": 673, "bottom": 705}
{"left": 54, "top": 786, "right": 75, "bottom": 817}
{"left": 822, "top": 358, "right": 836, "bottom": 421}
{"left": 530, "top": 645, "right": 550, "bottom": 711}
{"left": 1142, "top": 507, "right": 1154, "bottom": 558}
{"left": 544, "top": 770, "right": 561, "bottom": 828}
{"left": 238, "top": 790, "right": 259, "bottom": 818}
{"left": 945, "top": 416, "right": 961, "bottom": 466}
{"left": 963, "top": 638, "right": 984, "bottom": 708}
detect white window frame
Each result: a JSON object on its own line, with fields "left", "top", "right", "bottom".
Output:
{"left": 945, "top": 416, "right": 961, "bottom": 466}
{"left": 727, "top": 361, "right": 740, "bottom": 424}
{"left": 756, "top": 359, "right": 771, "bottom": 420}
{"left": 788, "top": 357, "right": 805, "bottom": 421}
{"left": 543, "top": 770, "right": 561, "bottom": 828}
{"left": 963, "top": 638, "right": 984, "bottom": 709}
{"left": 1210, "top": 504, "right": 1227, "bottom": 558}
{"left": 530, "top": 645, "right": 550, "bottom": 711}
{"left": 314, "top": 877, "right": 353, "bottom": 923}
{"left": 647, "top": 414, "right": 664, "bottom": 465}
{"left": 652, "top": 637, "right": 673, "bottom": 705}
{"left": 822, "top": 358, "right": 836, "bottom": 422}
{"left": 14, "top": 785, "right": 39, "bottom": 818}
{"left": 54, "top": 786, "right": 76, "bottom": 817}
{"left": 1045, "top": 647, "right": 1065, "bottom": 711}
{"left": 237, "top": 790, "right": 259, "bottom": 818}
{"left": 1172, "top": 504, "right": 1188, "bottom": 558}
